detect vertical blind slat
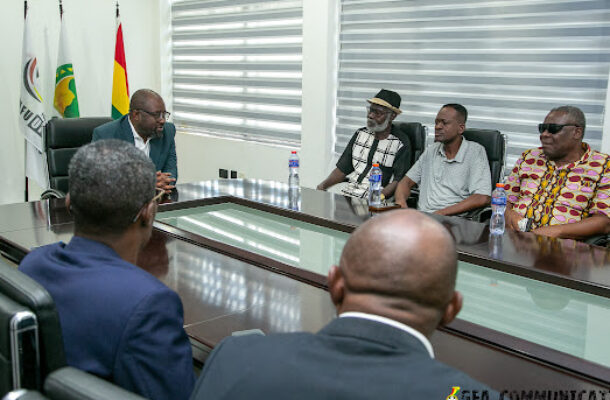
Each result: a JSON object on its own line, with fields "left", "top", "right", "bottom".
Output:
{"left": 335, "top": 0, "right": 610, "bottom": 170}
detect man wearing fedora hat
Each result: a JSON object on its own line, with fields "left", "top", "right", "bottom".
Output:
{"left": 317, "top": 89, "right": 412, "bottom": 199}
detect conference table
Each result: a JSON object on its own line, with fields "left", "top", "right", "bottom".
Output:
{"left": 1, "top": 179, "right": 610, "bottom": 394}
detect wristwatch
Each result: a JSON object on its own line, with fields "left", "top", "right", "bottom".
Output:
{"left": 518, "top": 218, "right": 533, "bottom": 232}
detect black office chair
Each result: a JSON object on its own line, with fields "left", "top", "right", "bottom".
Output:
{"left": 2, "top": 389, "right": 47, "bottom": 399}
{"left": 3, "top": 368, "right": 146, "bottom": 400}
{"left": 459, "top": 128, "right": 506, "bottom": 222}
{"left": 462, "top": 128, "right": 506, "bottom": 190}
{"left": 0, "top": 261, "right": 65, "bottom": 392}
{"left": 395, "top": 122, "right": 427, "bottom": 205}
{"left": 43, "top": 367, "right": 146, "bottom": 400}
{"left": 0, "top": 262, "right": 146, "bottom": 399}
{"left": 0, "top": 293, "right": 39, "bottom": 395}
{"left": 42, "top": 117, "right": 112, "bottom": 199}
{"left": 396, "top": 122, "right": 427, "bottom": 169}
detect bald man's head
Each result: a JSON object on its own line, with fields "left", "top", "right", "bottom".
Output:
{"left": 328, "top": 210, "right": 461, "bottom": 336}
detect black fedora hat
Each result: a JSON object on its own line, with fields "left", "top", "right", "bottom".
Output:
{"left": 367, "top": 89, "right": 402, "bottom": 114}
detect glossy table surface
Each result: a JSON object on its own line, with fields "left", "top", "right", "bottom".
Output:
{"left": 157, "top": 201, "right": 610, "bottom": 369}
{"left": 2, "top": 179, "right": 610, "bottom": 391}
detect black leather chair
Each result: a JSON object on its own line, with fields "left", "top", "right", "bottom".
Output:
{"left": 462, "top": 128, "right": 506, "bottom": 222}
{"left": 396, "top": 122, "right": 427, "bottom": 205}
{"left": 462, "top": 128, "right": 506, "bottom": 189}
{"left": 0, "top": 293, "right": 39, "bottom": 395}
{"left": 0, "top": 261, "right": 64, "bottom": 392}
{"left": 396, "top": 122, "right": 427, "bottom": 169}
{"left": 43, "top": 117, "right": 112, "bottom": 199}
{"left": 43, "top": 367, "right": 146, "bottom": 400}
{"left": 0, "top": 262, "right": 146, "bottom": 399}
{"left": 2, "top": 389, "right": 47, "bottom": 399}
{"left": 3, "top": 367, "right": 146, "bottom": 400}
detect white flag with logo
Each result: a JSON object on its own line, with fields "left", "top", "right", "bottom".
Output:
{"left": 20, "top": 5, "right": 48, "bottom": 189}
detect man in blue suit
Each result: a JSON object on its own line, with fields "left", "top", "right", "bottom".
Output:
{"left": 190, "top": 210, "right": 500, "bottom": 400}
{"left": 93, "top": 89, "right": 177, "bottom": 193}
{"left": 20, "top": 140, "right": 194, "bottom": 400}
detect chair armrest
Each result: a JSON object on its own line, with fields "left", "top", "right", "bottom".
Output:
{"left": 3, "top": 389, "right": 49, "bottom": 400}
{"left": 40, "top": 190, "right": 66, "bottom": 200}
{"left": 584, "top": 234, "right": 610, "bottom": 247}
{"left": 43, "top": 367, "right": 146, "bottom": 400}
{"left": 462, "top": 206, "right": 492, "bottom": 223}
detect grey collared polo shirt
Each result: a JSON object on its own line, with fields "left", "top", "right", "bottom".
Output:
{"left": 406, "top": 138, "right": 491, "bottom": 213}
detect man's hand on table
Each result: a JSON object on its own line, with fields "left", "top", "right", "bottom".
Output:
{"left": 530, "top": 225, "right": 563, "bottom": 238}
{"left": 395, "top": 199, "right": 408, "bottom": 209}
{"left": 504, "top": 208, "right": 522, "bottom": 231}
{"left": 156, "top": 171, "right": 176, "bottom": 194}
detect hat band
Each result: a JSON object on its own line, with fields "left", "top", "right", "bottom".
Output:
{"left": 367, "top": 98, "right": 402, "bottom": 114}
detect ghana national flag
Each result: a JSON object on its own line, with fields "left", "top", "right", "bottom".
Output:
{"left": 53, "top": 4, "right": 80, "bottom": 118}
{"left": 111, "top": 7, "right": 129, "bottom": 120}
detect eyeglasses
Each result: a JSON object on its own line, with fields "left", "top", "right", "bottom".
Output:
{"left": 132, "top": 188, "right": 165, "bottom": 223}
{"left": 366, "top": 105, "right": 390, "bottom": 118}
{"left": 138, "top": 109, "right": 171, "bottom": 120}
{"left": 537, "top": 123, "right": 580, "bottom": 134}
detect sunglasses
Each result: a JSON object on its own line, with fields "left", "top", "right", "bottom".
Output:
{"left": 537, "top": 123, "right": 580, "bottom": 134}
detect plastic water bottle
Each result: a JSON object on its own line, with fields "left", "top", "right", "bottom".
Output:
{"left": 288, "top": 151, "right": 300, "bottom": 190}
{"left": 368, "top": 163, "right": 382, "bottom": 207}
{"left": 490, "top": 183, "right": 507, "bottom": 235}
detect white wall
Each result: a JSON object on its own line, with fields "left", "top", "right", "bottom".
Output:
{"left": 4, "top": 0, "right": 610, "bottom": 204}
{"left": 1, "top": 0, "right": 161, "bottom": 205}
{"left": 169, "top": 0, "right": 341, "bottom": 189}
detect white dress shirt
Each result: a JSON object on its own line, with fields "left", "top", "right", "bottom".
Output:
{"left": 339, "top": 311, "right": 435, "bottom": 358}
{"left": 128, "top": 117, "right": 150, "bottom": 157}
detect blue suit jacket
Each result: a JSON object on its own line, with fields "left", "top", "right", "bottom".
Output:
{"left": 92, "top": 115, "right": 178, "bottom": 181}
{"left": 191, "top": 317, "right": 500, "bottom": 400}
{"left": 19, "top": 236, "right": 194, "bottom": 400}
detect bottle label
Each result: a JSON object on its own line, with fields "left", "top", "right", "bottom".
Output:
{"left": 491, "top": 197, "right": 506, "bottom": 206}
{"left": 369, "top": 174, "right": 381, "bottom": 183}
{"left": 289, "top": 160, "right": 299, "bottom": 168}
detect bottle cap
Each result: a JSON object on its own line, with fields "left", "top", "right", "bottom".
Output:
{"left": 373, "top": 163, "right": 379, "bottom": 167}
{"left": 495, "top": 183, "right": 505, "bottom": 188}
{"left": 291, "top": 151, "right": 297, "bottom": 154}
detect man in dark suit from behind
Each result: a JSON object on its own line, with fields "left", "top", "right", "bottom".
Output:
{"left": 19, "top": 140, "right": 194, "bottom": 400}
{"left": 93, "top": 89, "right": 177, "bottom": 193}
{"left": 190, "top": 210, "right": 500, "bottom": 400}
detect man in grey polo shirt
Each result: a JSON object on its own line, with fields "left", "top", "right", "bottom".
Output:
{"left": 394, "top": 104, "right": 491, "bottom": 215}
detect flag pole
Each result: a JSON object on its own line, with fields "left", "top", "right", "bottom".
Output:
{"left": 23, "top": 0, "right": 28, "bottom": 202}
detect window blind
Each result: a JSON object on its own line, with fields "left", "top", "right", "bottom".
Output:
{"left": 171, "top": 0, "right": 303, "bottom": 145}
{"left": 336, "top": 0, "right": 610, "bottom": 169}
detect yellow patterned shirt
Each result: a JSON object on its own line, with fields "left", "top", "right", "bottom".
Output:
{"left": 504, "top": 144, "right": 610, "bottom": 228}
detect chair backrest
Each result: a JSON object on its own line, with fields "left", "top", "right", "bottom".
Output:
{"left": 0, "top": 293, "right": 39, "bottom": 395}
{"left": 0, "top": 262, "right": 65, "bottom": 391}
{"left": 462, "top": 128, "right": 506, "bottom": 188}
{"left": 44, "top": 117, "right": 112, "bottom": 193}
{"left": 396, "top": 122, "right": 427, "bottom": 169}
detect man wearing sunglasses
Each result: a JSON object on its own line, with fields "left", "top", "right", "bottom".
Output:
{"left": 93, "top": 89, "right": 177, "bottom": 194}
{"left": 19, "top": 140, "right": 195, "bottom": 400}
{"left": 504, "top": 106, "right": 610, "bottom": 239}
{"left": 317, "top": 89, "right": 412, "bottom": 199}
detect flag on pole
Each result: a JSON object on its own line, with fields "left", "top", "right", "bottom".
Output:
{"left": 111, "top": 2, "right": 129, "bottom": 120}
{"left": 20, "top": 0, "right": 48, "bottom": 189}
{"left": 54, "top": 1, "right": 80, "bottom": 118}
